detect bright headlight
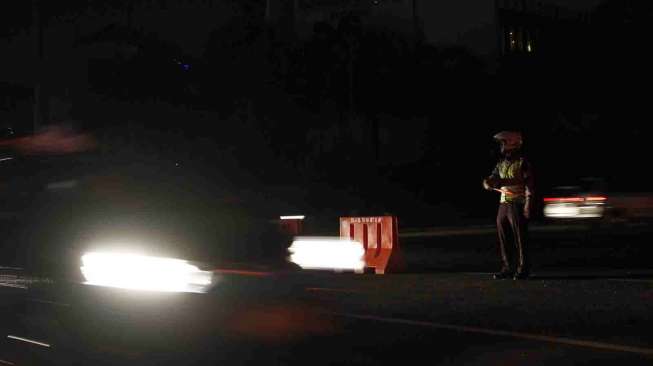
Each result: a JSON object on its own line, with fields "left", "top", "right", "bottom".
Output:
{"left": 288, "top": 237, "right": 365, "bottom": 271}
{"left": 80, "top": 252, "right": 213, "bottom": 293}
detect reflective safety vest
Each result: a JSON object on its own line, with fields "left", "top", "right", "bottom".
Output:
{"left": 496, "top": 158, "right": 527, "bottom": 203}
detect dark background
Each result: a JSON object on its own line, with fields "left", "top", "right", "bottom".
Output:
{"left": 1, "top": 0, "right": 652, "bottom": 228}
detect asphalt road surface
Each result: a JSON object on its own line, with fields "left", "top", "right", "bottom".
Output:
{"left": 1, "top": 222, "right": 653, "bottom": 365}
{"left": 4, "top": 272, "right": 652, "bottom": 365}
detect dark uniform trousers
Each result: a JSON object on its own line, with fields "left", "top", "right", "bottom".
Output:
{"left": 496, "top": 201, "right": 529, "bottom": 273}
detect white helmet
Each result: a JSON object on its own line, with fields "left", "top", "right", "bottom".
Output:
{"left": 493, "top": 131, "right": 523, "bottom": 150}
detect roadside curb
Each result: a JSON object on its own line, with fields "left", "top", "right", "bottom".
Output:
{"left": 399, "top": 224, "right": 599, "bottom": 238}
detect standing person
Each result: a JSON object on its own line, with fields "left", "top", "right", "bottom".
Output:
{"left": 483, "top": 131, "right": 534, "bottom": 280}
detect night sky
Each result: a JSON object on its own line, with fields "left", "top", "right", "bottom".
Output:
{"left": 1, "top": 0, "right": 652, "bottom": 226}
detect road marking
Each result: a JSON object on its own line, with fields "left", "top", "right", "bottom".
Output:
{"left": 608, "top": 278, "right": 653, "bottom": 284}
{"left": 399, "top": 224, "right": 606, "bottom": 238}
{"left": 212, "top": 269, "right": 273, "bottom": 277}
{"left": 28, "top": 298, "right": 71, "bottom": 307}
{"left": 400, "top": 228, "right": 495, "bottom": 238}
{"left": 0, "top": 283, "right": 27, "bottom": 289}
{"left": 306, "top": 287, "right": 365, "bottom": 294}
{"left": 335, "top": 313, "right": 653, "bottom": 356}
{"left": 0, "top": 359, "right": 15, "bottom": 365}
{"left": 7, "top": 335, "right": 51, "bottom": 348}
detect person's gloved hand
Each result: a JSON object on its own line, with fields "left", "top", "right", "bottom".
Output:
{"left": 483, "top": 177, "right": 500, "bottom": 190}
{"left": 482, "top": 178, "right": 492, "bottom": 190}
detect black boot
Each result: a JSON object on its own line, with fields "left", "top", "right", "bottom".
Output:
{"left": 513, "top": 269, "right": 530, "bottom": 280}
{"left": 493, "top": 269, "right": 513, "bottom": 280}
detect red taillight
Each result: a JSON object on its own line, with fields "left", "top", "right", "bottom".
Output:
{"left": 544, "top": 197, "right": 584, "bottom": 203}
{"left": 544, "top": 196, "right": 607, "bottom": 203}
{"left": 586, "top": 196, "right": 607, "bottom": 202}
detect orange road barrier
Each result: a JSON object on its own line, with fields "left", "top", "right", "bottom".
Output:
{"left": 339, "top": 216, "right": 403, "bottom": 274}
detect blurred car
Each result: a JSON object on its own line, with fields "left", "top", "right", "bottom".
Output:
{"left": 0, "top": 151, "right": 314, "bottom": 366}
{"left": 0, "top": 150, "right": 295, "bottom": 271}
{"left": 543, "top": 177, "right": 653, "bottom": 222}
{"left": 543, "top": 178, "right": 608, "bottom": 220}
